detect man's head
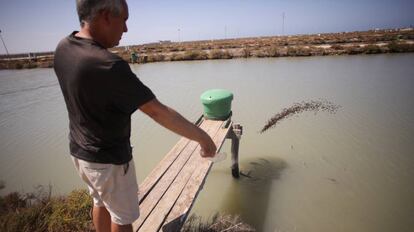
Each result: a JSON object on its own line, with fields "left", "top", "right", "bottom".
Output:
{"left": 76, "top": 0, "right": 129, "bottom": 48}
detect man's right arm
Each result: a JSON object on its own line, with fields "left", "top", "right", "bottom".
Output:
{"left": 139, "top": 98, "right": 217, "bottom": 158}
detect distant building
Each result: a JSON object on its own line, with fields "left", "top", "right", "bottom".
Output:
{"left": 159, "top": 40, "right": 172, "bottom": 44}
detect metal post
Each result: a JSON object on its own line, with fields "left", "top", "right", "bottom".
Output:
{"left": 228, "top": 123, "right": 242, "bottom": 178}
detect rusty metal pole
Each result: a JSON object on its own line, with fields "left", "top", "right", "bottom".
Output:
{"left": 229, "top": 123, "right": 242, "bottom": 178}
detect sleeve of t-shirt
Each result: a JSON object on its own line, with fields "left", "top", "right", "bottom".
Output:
{"left": 110, "top": 60, "right": 155, "bottom": 114}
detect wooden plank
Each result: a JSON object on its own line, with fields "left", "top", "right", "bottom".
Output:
{"left": 133, "top": 119, "right": 221, "bottom": 231}
{"left": 138, "top": 120, "right": 227, "bottom": 232}
{"left": 138, "top": 137, "right": 190, "bottom": 202}
{"left": 134, "top": 143, "right": 203, "bottom": 230}
{"left": 134, "top": 120, "right": 219, "bottom": 231}
{"left": 138, "top": 118, "right": 207, "bottom": 201}
{"left": 160, "top": 158, "right": 212, "bottom": 232}
{"left": 159, "top": 122, "right": 233, "bottom": 231}
{"left": 139, "top": 142, "right": 206, "bottom": 231}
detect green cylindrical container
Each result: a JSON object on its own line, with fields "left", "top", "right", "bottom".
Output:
{"left": 200, "top": 89, "right": 233, "bottom": 120}
{"left": 130, "top": 52, "right": 138, "bottom": 63}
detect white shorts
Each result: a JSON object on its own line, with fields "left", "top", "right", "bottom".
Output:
{"left": 71, "top": 156, "right": 140, "bottom": 225}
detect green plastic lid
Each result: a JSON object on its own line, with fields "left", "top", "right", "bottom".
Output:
{"left": 200, "top": 89, "right": 233, "bottom": 105}
{"left": 200, "top": 89, "right": 233, "bottom": 120}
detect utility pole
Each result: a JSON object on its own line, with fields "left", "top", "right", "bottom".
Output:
{"left": 178, "top": 28, "right": 181, "bottom": 42}
{"left": 224, "top": 25, "right": 227, "bottom": 39}
{"left": 0, "top": 29, "right": 10, "bottom": 59}
{"left": 282, "top": 12, "right": 285, "bottom": 35}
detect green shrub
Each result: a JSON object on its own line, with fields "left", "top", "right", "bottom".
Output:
{"left": 0, "top": 189, "right": 92, "bottom": 232}
{"left": 287, "top": 46, "right": 297, "bottom": 56}
{"left": 309, "top": 47, "right": 327, "bottom": 56}
{"left": 241, "top": 48, "right": 251, "bottom": 58}
{"left": 183, "top": 50, "right": 208, "bottom": 60}
{"left": 119, "top": 53, "right": 130, "bottom": 62}
{"left": 364, "top": 44, "right": 381, "bottom": 54}
{"left": 0, "top": 192, "right": 27, "bottom": 214}
{"left": 22, "top": 62, "right": 38, "bottom": 69}
{"left": 388, "top": 42, "right": 414, "bottom": 53}
{"left": 182, "top": 213, "right": 255, "bottom": 232}
{"left": 39, "top": 61, "right": 54, "bottom": 68}
{"left": 255, "top": 50, "right": 268, "bottom": 58}
{"left": 0, "top": 62, "right": 7, "bottom": 69}
{"left": 147, "top": 53, "right": 165, "bottom": 62}
{"left": 331, "top": 44, "right": 344, "bottom": 50}
{"left": 170, "top": 53, "right": 185, "bottom": 61}
{"left": 48, "top": 189, "right": 92, "bottom": 231}
{"left": 209, "top": 49, "right": 232, "bottom": 59}
{"left": 295, "top": 47, "right": 311, "bottom": 56}
{"left": 15, "top": 63, "right": 23, "bottom": 69}
{"left": 267, "top": 46, "right": 281, "bottom": 57}
{"left": 345, "top": 45, "right": 364, "bottom": 55}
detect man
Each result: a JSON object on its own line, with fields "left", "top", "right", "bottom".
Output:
{"left": 54, "top": 1, "right": 217, "bottom": 232}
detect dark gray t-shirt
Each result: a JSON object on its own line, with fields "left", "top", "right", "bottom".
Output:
{"left": 54, "top": 31, "right": 155, "bottom": 164}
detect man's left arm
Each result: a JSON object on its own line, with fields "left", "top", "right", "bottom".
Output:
{"left": 139, "top": 98, "right": 217, "bottom": 158}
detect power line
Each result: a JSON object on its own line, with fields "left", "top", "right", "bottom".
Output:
{"left": 0, "top": 29, "right": 10, "bottom": 59}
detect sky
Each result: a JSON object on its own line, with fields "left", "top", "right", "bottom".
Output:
{"left": 0, "top": 0, "right": 413, "bottom": 54}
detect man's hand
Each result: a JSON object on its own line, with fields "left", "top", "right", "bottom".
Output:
{"left": 199, "top": 135, "right": 217, "bottom": 158}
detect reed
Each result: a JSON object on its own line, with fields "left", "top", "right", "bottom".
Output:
{"left": 182, "top": 213, "right": 255, "bottom": 232}
{"left": 0, "top": 187, "right": 92, "bottom": 232}
{"left": 0, "top": 185, "right": 253, "bottom": 232}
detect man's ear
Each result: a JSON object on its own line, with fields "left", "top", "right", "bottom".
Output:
{"left": 100, "top": 9, "right": 112, "bottom": 25}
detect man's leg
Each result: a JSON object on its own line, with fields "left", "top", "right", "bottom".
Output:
{"left": 93, "top": 206, "right": 132, "bottom": 232}
{"left": 93, "top": 206, "right": 111, "bottom": 232}
{"left": 111, "top": 223, "right": 133, "bottom": 232}
{"left": 72, "top": 157, "right": 139, "bottom": 232}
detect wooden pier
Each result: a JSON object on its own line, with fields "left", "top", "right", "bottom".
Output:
{"left": 133, "top": 116, "right": 243, "bottom": 232}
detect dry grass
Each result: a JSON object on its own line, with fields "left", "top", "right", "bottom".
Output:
{"left": 182, "top": 213, "right": 255, "bottom": 232}
{"left": 0, "top": 185, "right": 254, "bottom": 232}
{"left": 0, "top": 187, "right": 93, "bottom": 232}
{"left": 209, "top": 49, "right": 233, "bottom": 59}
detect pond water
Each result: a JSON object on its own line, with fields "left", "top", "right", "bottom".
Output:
{"left": 1, "top": 54, "right": 413, "bottom": 231}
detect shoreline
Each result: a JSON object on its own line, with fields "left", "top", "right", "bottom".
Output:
{"left": 0, "top": 27, "right": 413, "bottom": 70}
{"left": 0, "top": 188, "right": 254, "bottom": 231}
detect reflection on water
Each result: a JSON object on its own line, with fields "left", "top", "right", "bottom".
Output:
{"left": 1, "top": 54, "right": 414, "bottom": 231}
{"left": 222, "top": 157, "right": 287, "bottom": 231}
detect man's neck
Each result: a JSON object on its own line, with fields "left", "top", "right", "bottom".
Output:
{"left": 76, "top": 23, "right": 108, "bottom": 48}
{"left": 76, "top": 25, "right": 93, "bottom": 40}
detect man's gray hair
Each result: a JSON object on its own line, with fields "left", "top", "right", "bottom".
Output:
{"left": 76, "top": 0, "right": 125, "bottom": 25}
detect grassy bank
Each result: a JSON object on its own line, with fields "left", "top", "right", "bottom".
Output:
{"left": 0, "top": 188, "right": 92, "bottom": 232}
{"left": 116, "top": 27, "right": 414, "bottom": 63}
{"left": 0, "top": 187, "right": 254, "bottom": 232}
{"left": 1, "top": 28, "right": 413, "bottom": 70}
